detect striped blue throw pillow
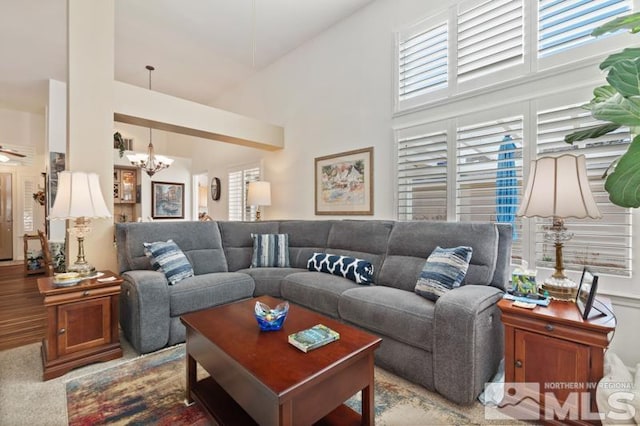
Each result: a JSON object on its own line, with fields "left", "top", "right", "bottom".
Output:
{"left": 251, "top": 233, "right": 290, "bottom": 268}
{"left": 143, "top": 239, "right": 194, "bottom": 285}
{"left": 414, "top": 246, "right": 472, "bottom": 301}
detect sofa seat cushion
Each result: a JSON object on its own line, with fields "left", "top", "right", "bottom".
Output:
{"left": 237, "top": 267, "right": 306, "bottom": 297}
{"left": 169, "top": 272, "right": 255, "bottom": 316}
{"left": 281, "top": 272, "right": 359, "bottom": 318}
{"left": 339, "top": 286, "right": 436, "bottom": 352}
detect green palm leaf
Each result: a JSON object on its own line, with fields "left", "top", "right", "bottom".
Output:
{"left": 605, "top": 135, "right": 640, "bottom": 207}
{"left": 606, "top": 58, "right": 640, "bottom": 97}
{"left": 600, "top": 48, "right": 640, "bottom": 70}
{"left": 564, "top": 123, "right": 621, "bottom": 144}
{"left": 591, "top": 93, "right": 640, "bottom": 127}
{"left": 592, "top": 12, "right": 640, "bottom": 36}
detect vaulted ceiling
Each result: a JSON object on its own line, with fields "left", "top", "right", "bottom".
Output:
{"left": 0, "top": 0, "right": 375, "bottom": 112}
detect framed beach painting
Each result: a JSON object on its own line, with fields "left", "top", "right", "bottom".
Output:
{"left": 315, "top": 147, "right": 374, "bottom": 215}
{"left": 151, "top": 181, "right": 185, "bottom": 219}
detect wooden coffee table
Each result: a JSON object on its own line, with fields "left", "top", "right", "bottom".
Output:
{"left": 180, "top": 295, "right": 382, "bottom": 426}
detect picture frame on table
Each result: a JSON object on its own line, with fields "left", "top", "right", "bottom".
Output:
{"left": 576, "top": 267, "right": 600, "bottom": 320}
{"left": 151, "top": 181, "right": 185, "bottom": 219}
{"left": 314, "top": 147, "right": 374, "bottom": 215}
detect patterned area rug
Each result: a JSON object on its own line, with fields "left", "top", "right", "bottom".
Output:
{"left": 66, "top": 345, "right": 518, "bottom": 425}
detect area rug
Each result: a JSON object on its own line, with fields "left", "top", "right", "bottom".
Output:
{"left": 66, "top": 344, "right": 517, "bottom": 425}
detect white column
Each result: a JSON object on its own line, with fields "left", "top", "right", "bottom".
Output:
{"left": 67, "top": 0, "right": 116, "bottom": 271}
{"left": 46, "top": 79, "right": 67, "bottom": 243}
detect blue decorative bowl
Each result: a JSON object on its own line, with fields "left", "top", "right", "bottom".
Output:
{"left": 254, "top": 301, "right": 289, "bottom": 331}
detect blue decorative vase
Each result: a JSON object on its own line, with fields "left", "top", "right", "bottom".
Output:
{"left": 254, "top": 301, "right": 289, "bottom": 331}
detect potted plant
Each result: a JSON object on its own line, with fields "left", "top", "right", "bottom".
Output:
{"left": 565, "top": 12, "right": 640, "bottom": 208}
{"left": 114, "top": 132, "right": 125, "bottom": 158}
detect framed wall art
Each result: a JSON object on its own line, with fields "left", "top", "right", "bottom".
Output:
{"left": 315, "top": 147, "right": 373, "bottom": 215}
{"left": 151, "top": 181, "right": 185, "bottom": 219}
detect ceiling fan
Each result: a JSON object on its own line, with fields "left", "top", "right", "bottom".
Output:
{"left": 0, "top": 146, "right": 26, "bottom": 158}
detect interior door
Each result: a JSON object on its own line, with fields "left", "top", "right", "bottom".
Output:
{"left": 0, "top": 173, "right": 12, "bottom": 260}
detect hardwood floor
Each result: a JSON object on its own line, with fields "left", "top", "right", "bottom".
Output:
{"left": 0, "top": 264, "right": 46, "bottom": 351}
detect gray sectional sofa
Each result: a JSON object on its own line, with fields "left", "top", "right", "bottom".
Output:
{"left": 115, "top": 219, "right": 512, "bottom": 405}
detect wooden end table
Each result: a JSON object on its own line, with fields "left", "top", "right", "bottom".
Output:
{"left": 498, "top": 297, "right": 616, "bottom": 425}
{"left": 37, "top": 271, "right": 123, "bottom": 380}
{"left": 181, "top": 296, "right": 382, "bottom": 426}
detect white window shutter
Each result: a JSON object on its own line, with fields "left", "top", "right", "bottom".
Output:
{"left": 457, "top": 0, "right": 524, "bottom": 81}
{"left": 397, "top": 130, "right": 448, "bottom": 221}
{"left": 456, "top": 116, "right": 524, "bottom": 262}
{"left": 398, "top": 22, "right": 448, "bottom": 101}
{"left": 538, "top": 0, "right": 632, "bottom": 57}
{"left": 227, "top": 170, "right": 243, "bottom": 221}
{"left": 23, "top": 178, "right": 35, "bottom": 233}
{"left": 243, "top": 167, "right": 260, "bottom": 221}
{"left": 536, "top": 104, "right": 632, "bottom": 276}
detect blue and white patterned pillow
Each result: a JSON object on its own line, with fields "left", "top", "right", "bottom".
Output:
{"left": 414, "top": 246, "right": 473, "bottom": 301}
{"left": 307, "top": 253, "right": 374, "bottom": 285}
{"left": 143, "top": 239, "right": 194, "bottom": 285}
{"left": 251, "top": 233, "right": 290, "bottom": 268}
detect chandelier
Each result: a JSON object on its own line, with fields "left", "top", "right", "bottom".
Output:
{"left": 127, "top": 65, "right": 174, "bottom": 177}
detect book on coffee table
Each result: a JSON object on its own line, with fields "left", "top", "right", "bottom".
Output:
{"left": 288, "top": 324, "right": 340, "bottom": 353}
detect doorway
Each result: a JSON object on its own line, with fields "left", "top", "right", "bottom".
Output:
{"left": 193, "top": 173, "right": 208, "bottom": 221}
{"left": 0, "top": 173, "right": 13, "bottom": 260}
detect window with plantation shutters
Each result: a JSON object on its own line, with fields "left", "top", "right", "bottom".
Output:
{"left": 397, "top": 130, "right": 448, "bottom": 221}
{"left": 228, "top": 165, "right": 260, "bottom": 221}
{"left": 456, "top": 116, "right": 524, "bottom": 263}
{"left": 457, "top": 0, "right": 524, "bottom": 82}
{"left": 395, "top": 0, "right": 635, "bottom": 112}
{"left": 398, "top": 22, "right": 448, "bottom": 102}
{"left": 536, "top": 104, "right": 631, "bottom": 276}
{"left": 538, "top": 0, "right": 633, "bottom": 57}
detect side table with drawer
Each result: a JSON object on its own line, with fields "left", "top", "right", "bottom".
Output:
{"left": 498, "top": 298, "right": 616, "bottom": 425}
{"left": 37, "top": 271, "right": 123, "bottom": 380}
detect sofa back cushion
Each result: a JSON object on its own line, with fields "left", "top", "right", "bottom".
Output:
{"left": 218, "top": 221, "right": 279, "bottom": 271}
{"left": 325, "top": 220, "right": 393, "bottom": 282}
{"left": 115, "top": 221, "right": 228, "bottom": 275}
{"left": 378, "top": 221, "right": 499, "bottom": 292}
{"left": 279, "top": 220, "right": 332, "bottom": 268}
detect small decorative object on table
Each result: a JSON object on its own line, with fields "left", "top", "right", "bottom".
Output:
{"left": 52, "top": 272, "right": 83, "bottom": 287}
{"left": 511, "top": 260, "right": 537, "bottom": 294}
{"left": 288, "top": 324, "right": 340, "bottom": 353}
{"left": 254, "top": 300, "right": 289, "bottom": 331}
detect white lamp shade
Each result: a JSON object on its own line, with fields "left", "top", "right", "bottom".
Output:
{"left": 517, "top": 154, "right": 601, "bottom": 219}
{"left": 49, "top": 171, "right": 112, "bottom": 219}
{"left": 247, "top": 181, "right": 271, "bottom": 206}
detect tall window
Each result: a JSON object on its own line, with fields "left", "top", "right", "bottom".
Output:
{"left": 457, "top": 0, "right": 524, "bottom": 82}
{"left": 397, "top": 129, "right": 448, "bottom": 221}
{"left": 398, "top": 22, "right": 449, "bottom": 101}
{"left": 395, "top": 0, "right": 633, "bottom": 111}
{"left": 536, "top": 103, "right": 632, "bottom": 276}
{"left": 456, "top": 116, "right": 524, "bottom": 263}
{"left": 538, "top": 0, "right": 632, "bottom": 57}
{"left": 228, "top": 165, "right": 260, "bottom": 221}
{"left": 395, "top": 98, "right": 632, "bottom": 276}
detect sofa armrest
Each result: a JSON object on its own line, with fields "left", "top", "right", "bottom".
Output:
{"left": 434, "top": 285, "right": 504, "bottom": 404}
{"left": 119, "top": 270, "right": 171, "bottom": 354}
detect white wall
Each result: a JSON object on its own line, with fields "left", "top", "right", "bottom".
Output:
{"left": 46, "top": 79, "right": 66, "bottom": 242}
{"left": 211, "top": 0, "right": 437, "bottom": 220}
{"left": 113, "top": 122, "right": 193, "bottom": 222}
{"left": 209, "top": 0, "right": 640, "bottom": 367}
